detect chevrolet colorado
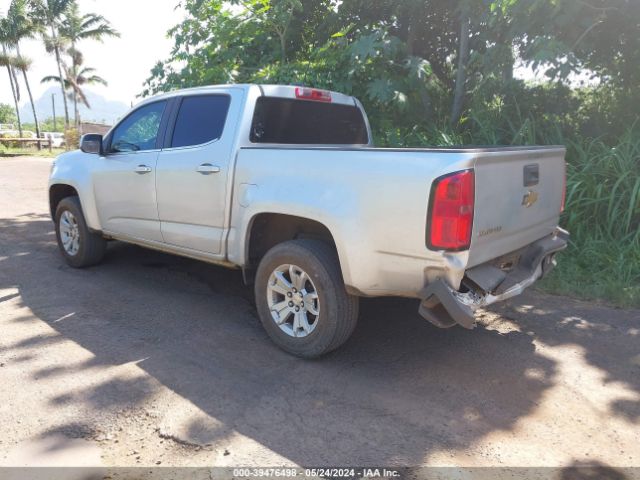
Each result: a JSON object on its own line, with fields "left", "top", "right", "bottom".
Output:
{"left": 49, "top": 84, "right": 569, "bottom": 357}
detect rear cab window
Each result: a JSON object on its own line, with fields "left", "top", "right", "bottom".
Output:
{"left": 170, "top": 95, "right": 231, "bottom": 148}
{"left": 250, "top": 97, "right": 369, "bottom": 145}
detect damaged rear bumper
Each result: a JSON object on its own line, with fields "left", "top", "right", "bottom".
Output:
{"left": 418, "top": 228, "right": 569, "bottom": 329}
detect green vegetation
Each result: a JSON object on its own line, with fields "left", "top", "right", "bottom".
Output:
{"left": 22, "top": 116, "right": 65, "bottom": 133}
{"left": 0, "top": 144, "right": 64, "bottom": 157}
{"left": 141, "top": 0, "right": 639, "bottom": 307}
{"left": 542, "top": 132, "right": 640, "bottom": 307}
{"left": 0, "top": 102, "right": 17, "bottom": 123}
{"left": 0, "top": 115, "right": 66, "bottom": 133}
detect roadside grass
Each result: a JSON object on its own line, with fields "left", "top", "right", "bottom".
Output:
{"left": 539, "top": 239, "right": 640, "bottom": 308}
{"left": 0, "top": 147, "right": 65, "bottom": 158}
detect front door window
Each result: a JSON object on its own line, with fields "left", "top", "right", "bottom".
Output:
{"left": 109, "top": 101, "right": 167, "bottom": 153}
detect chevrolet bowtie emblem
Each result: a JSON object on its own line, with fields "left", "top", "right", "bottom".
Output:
{"left": 522, "top": 190, "right": 539, "bottom": 208}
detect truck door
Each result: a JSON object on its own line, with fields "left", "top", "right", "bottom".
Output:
{"left": 92, "top": 100, "right": 169, "bottom": 242}
{"left": 156, "top": 89, "right": 243, "bottom": 254}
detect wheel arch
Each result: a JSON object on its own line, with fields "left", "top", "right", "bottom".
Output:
{"left": 49, "top": 183, "right": 79, "bottom": 220}
{"left": 245, "top": 212, "right": 337, "bottom": 264}
{"left": 242, "top": 212, "right": 352, "bottom": 287}
{"left": 49, "top": 182, "right": 102, "bottom": 233}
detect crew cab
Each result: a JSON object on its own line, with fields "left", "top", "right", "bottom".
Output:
{"left": 49, "top": 84, "right": 568, "bottom": 357}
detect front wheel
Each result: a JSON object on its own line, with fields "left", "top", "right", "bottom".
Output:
{"left": 254, "top": 239, "right": 359, "bottom": 358}
{"left": 55, "top": 196, "right": 107, "bottom": 268}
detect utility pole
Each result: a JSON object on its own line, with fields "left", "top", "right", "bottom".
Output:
{"left": 52, "top": 94, "right": 57, "bottom": 131}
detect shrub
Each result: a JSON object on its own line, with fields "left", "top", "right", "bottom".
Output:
{"left": 64, "top": 128, "right": 80, "bottom": 150}
{"left": 0, "top": 131, "right": 21, "bottom": 149}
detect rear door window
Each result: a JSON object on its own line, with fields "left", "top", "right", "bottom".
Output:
{"left": 170, "top": 95, "right": 231, "bottom": 148}
{"left": 250, "top": 97, "right": 369, "bottom": 144}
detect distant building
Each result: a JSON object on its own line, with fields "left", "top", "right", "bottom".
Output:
{"left": 79, "top": 122, "right": 112, "bottom": 136}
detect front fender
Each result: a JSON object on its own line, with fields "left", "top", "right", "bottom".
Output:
{"left": 49, "top": 150, "right": 102, "bottom": 231}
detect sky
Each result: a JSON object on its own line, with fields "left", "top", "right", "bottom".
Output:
{"left": 0, "top": 0, "right": 183, "bottom": 109}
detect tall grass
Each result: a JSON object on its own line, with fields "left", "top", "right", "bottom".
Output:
{"left": 543, "top": 130, "right": 640, "bottom": 307}
{"left": 564, "top": 131, "right": 640, "bottom": 244}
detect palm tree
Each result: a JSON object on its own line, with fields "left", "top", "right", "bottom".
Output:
{"left": 58, "top": 3, "right": 118, "bottom": 127}
{"left": 13, "top": 55, "right": 40, "bottom": 141}
{"left": 29, "top": 0, "right": 74, "bottom": 129}
{"left": 5, "top": 0, "right": 41, "bottom": 143}
{"left": 42, "top": 51, "right": 107, "bottom": 125}
{"left": 58, "top": 2, "right": 119, "bottom": 45}
{"left": 0, "top": 13, "right": 23, "bottom": 136}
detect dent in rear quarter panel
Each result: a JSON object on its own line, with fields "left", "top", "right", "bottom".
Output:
{"left": 229, "top": 147, "right": 476, "bottom": 297}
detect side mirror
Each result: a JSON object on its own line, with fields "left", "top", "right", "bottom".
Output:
{"left": 80, "top": 134, "right": 103, "bottom": 155}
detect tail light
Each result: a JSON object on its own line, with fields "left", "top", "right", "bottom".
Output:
{"left": 427, "top": 170, "right": 475, "bottom": 251}
{"left": 295, "top": 87, "right": 332, "bottom": 102}
{"left": 560, "top": 164, "right": 566, "bottom": 213}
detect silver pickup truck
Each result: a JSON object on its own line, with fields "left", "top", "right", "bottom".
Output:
{"left": 49, "top": 84, "right": 569, "bottom": 357}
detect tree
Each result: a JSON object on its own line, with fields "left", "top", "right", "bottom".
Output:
{"left": 485, "top": 0, "right": 640, "bottom": 91}
{"left": 4, "top": 0, "right": 41, "bottom": 143}
{"left": 29, "top": 0, "right": 74, "bottom": 128}
{"left": 143, "top": 0, "right": 640, "bottom": 139}
{"left": 58, "top": 2, "right": 118, "bottom": 126}
{"left": 0, "top": 102, "right": 17, "bottom": 124}
{"left": 13, "top": 55, "right": 40, "bottom": 139}
{"left": 0, "top": 13, "right": 23, "bottom": 136}
{"left": 450, "top": 3, "right": 470, "bottom": 126}
{"left": 242, "top": 0, "right": 302, "bottom": 64}
{"left": 42, "top": 49, "right": 107, "bottom": 124}
{"left": 58, "top": 2, "right": 118, "bottom": 45}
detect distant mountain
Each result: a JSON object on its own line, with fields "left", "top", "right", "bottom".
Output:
{"left": 19, "top": 86, "right": 129, "bottom": 125}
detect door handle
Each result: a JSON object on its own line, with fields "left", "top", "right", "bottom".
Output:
{"left": 196, "top": 163, "right": 220, "bottom": 175}
{"left": 134, "top": 165, "right": 152, "bottom": 174}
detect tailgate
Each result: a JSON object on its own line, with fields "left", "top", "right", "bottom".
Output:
{"left": 467, "top": 147, "right": 565, "bottom": 268}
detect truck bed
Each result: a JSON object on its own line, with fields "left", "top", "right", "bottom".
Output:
{"left": 232, "top": 144, "right": 566, "bottom": 297}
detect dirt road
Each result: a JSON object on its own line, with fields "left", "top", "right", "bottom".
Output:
{"left": 0, "top": 157, "right": 638, "bottom": 473}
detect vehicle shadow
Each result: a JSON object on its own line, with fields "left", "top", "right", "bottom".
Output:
{"left": 491, "top": 290, "right": 640, "bottom": 427}
{"left": 560, "top": 460, "right": 630, "bottom": 480}
{"left": 0, "top": 213, "right": 636, "bottom": 466}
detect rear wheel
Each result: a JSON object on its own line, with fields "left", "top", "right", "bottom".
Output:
{"left": 55, "top": 196, "right": 106, "bottom": 268}
{"left": 254, "top": 239, "right": 359, "bottom": 358}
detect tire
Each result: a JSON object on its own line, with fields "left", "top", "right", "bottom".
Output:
{"left": 254, "top": 239, "right": 359, "bottom": 358}
{"left": 54, "top": 196, "right": 107, "bottom": 268}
